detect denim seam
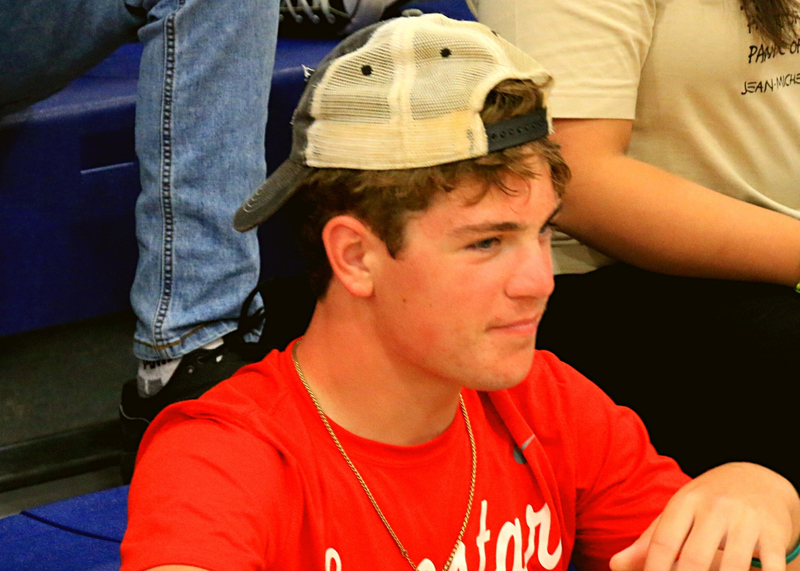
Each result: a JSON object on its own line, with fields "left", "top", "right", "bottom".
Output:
{"left": 153, "top": 0, "right": 185, "bottom": 351}
{"left": 135, "top": 323, "right": 210, "bottom": 350}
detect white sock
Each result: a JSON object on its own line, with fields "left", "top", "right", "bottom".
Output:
{"left": 137, "top": 338, "right": 224, "bottom": 398}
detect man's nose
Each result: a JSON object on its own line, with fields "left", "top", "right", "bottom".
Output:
{"left": 504, "top": 241, "right": 555, "bottom": 300}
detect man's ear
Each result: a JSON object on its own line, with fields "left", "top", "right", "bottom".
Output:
{"left": 322, "top": 215, "right": 382, "bottom": 298}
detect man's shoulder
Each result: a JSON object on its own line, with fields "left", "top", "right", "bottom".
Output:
{"left": 150, "top": 345, "right": 307, "bottom": 447}
{"left": 203, "top": 347, "right": 296, "bottom": 410}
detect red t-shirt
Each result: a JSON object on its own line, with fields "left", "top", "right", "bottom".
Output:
{"left": 121, "top": 343, "right": 689, "bottom": 571}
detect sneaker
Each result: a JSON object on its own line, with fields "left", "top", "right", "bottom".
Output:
{"left": 119, "top": 274, "right": 317, "bottom": 483}
{"left": 279, "top": 0, "right": 409, "bottom": 39}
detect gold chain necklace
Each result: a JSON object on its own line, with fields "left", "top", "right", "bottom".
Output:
{"left": 291, "top": 342, "right": 477, "bottom": 571}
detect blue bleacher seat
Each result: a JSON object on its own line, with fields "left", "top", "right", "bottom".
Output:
{"left": 22, "top": 485, "right": 128, "bottom": 542}
{"left": 0, "top": 45, "right": 141, "bottom": 337}
{"left": 1, "top": 487, "right": 126, "bottom": 569}
{"left": 0, "top": 506, "right": 122, "bottom": 571}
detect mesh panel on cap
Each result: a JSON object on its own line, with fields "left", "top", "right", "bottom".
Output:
{"left": 313, "top": 42, "right": 394, "bottom": 124}
{"left": 305, "top": 14, "right": 552, "bottom": 170}
{"left": 410, "top": 31, "right": 497, "bottom": 121}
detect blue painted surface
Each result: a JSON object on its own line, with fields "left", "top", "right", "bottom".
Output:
{"left": 22, "top": 486, "right": 129, "bottom": 543}
{"left": 0, "top": 513, "right": 121, "bottom": 571}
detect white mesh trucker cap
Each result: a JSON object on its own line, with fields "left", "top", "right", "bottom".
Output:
{"left": 234, "top": 13, "right": 553, "bottom": 232}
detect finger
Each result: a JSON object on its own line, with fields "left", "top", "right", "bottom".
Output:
{"left": 643, "top": 501, "right": 698, "bottom": 571}
{"left": 753, "top": 536, "right": 788, "bottom": 571}
{"left": 612, "top": 516, "right": 662, "bottom": 571}
{"left": 717, "top": 518, "right": 759, "bottom": 571}
{"left": 674, "top": 510, "right": 728, "bottom": 571}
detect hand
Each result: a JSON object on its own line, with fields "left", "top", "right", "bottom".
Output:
{"left": 611, "top": 463, "right": 800, "bottom": 571}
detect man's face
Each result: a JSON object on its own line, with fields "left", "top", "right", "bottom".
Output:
{"left": 370, "top": 157, "right": 560, "bottom": 392}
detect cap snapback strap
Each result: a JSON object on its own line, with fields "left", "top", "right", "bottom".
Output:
{"left": 486, "top": 107, "right": 549, "bottom": 153}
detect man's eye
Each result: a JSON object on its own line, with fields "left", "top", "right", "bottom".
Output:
{"left": 469, "top": 237, "right": 500, "bottom": 251}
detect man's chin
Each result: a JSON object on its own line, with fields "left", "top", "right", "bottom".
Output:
{"left": 503, "top": 345, "right": 538, "bottom": 386}
{"left": 478, "top": 359, "right": 535, "bottom": 392}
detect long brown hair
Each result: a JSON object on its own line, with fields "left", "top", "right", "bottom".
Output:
{"left": 742, "top": 0, "right": 800, "bottom": 47}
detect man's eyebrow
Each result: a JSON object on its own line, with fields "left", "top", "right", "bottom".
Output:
{"left": 450, "top": 200, "right": 563, "bottom": 237}
{"left": 450, "top": 221, "right": 527, "bottom": 237}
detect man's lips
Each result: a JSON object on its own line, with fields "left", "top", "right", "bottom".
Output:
{"left": 488, "top": 315, "right": 542, "bottom": 335}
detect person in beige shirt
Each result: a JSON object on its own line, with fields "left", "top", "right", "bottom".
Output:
{"left": 470, "top": 0, "right": 800, "bottom": 487}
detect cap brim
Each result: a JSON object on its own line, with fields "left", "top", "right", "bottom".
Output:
{"left": 234, "top": 158, "right": 311, "bottom": 232}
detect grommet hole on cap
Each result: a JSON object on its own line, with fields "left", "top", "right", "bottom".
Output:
{"left": 441, "top": 47, "right": 451, "bottom": 58}
{"left": 361, "top": 64, "right": 372, "bottom": 76}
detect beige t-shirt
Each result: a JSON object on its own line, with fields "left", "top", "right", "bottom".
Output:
{"left": 471, "top": 0, "right": 800, "bottom": 274}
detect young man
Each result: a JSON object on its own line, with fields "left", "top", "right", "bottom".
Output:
{"left": 121, "top": 14, "right": 800, "bottom": 571}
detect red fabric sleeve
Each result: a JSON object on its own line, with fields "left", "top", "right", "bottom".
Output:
{"left": 120, "top": 398, "right": 303, "bottom": 571}
{"left": 531, "top": 353, "right": 692, "bottom": 571}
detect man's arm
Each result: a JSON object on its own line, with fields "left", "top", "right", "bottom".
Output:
{"left": 552, "top": 118, "right": 800, "bottom": 287}
{"left": 611, "top": 463, "right": 800, "bottom": 571}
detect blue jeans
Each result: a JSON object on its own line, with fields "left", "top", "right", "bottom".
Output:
{"left": 0, "top": 0, "right": 278, "bottom": 361}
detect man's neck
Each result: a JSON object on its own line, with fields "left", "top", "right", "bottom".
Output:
{"left": 295, "top": 296, "right": 463, "bottom": 447}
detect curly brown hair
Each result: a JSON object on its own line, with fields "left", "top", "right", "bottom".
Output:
{"left": 288, "top": 78, "right": 571, "bottom": 298}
